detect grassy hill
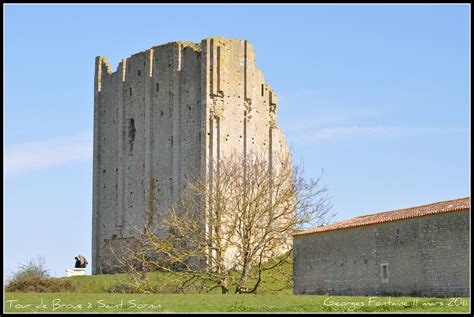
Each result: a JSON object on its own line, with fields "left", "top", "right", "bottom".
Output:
{"left": 4, "top": 259, "right": 470, "bottom": 312}
{"left": 68, "top": 271, "right": 292, "bottom": 295}
{"left": 68, "top": 260, "right": 291, "bottom": 295}
{"left": 6, "top": 258, "right": 293, "bottom": 295}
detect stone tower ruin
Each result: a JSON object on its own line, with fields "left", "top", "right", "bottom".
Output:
{"left": 92, "top": 37, "right": 290, "bottom": 274}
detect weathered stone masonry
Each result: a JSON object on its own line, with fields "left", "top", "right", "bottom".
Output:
{"left": 92, "top": 38, "right": 289, "bottom": 274}
{"left": 293, "top": 198, "right": 470, "bottom": 297}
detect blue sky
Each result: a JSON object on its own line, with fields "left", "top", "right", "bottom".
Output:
{"left": 4, "top": 4, "right": 470, "bottom": 278}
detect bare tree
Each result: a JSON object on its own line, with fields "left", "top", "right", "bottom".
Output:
{"left": 108, "top": 151, "right": 333, "bottom": 294}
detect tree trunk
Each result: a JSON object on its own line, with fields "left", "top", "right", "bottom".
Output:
{"left": 221, "top": 285, "right": 229, "bottom": 294}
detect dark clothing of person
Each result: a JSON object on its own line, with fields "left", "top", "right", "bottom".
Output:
{"left": 75, "top": 259, "right": 81, "bottom": 268}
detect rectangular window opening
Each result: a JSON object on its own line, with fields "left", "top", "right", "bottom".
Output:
{"left": 128, "top": 118, "right": 136, "bottom": 151}
{"left": 381, "top": 263, "right": 389, "bottom": 283}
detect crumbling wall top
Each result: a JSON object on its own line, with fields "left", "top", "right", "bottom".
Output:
{"left": 96, "top": 56, "right": 113, "bottom": 75}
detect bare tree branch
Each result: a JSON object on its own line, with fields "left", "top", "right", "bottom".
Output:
{"left": 106, "top": 150, "right": 333, "bottom": 294}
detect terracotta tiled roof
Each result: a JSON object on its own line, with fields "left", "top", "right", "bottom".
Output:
{"left": 294, "top": 197, "right": 470, "bottom": 237}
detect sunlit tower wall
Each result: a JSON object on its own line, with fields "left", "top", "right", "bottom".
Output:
{"left": 92, "top": 37, "right": 289, "bottom": 274}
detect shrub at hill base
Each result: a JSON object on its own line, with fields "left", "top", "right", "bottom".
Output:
{"left": 5, "top": 256, "right": 77, "bottom": 293}
{"left": 6, "top": 275, "right": 77, "bottom": 293}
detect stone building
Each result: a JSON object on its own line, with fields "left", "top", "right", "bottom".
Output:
{"left": 92, "top": 37, "right": 289, "bottom": 274}
{"left": 293, "top": 197, "right": 470, "bottom": 297}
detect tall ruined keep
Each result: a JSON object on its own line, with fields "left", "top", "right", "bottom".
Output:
{"left": 92, "top": 37, "right": 289, "bottom": 274}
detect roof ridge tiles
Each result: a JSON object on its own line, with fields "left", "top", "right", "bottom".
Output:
{"left": 294, "top": 197, "right": 470, "bottom": 237}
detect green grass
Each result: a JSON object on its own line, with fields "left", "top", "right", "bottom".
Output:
{"left": 4, "top": 293, "right": 470, "bottom": 312}
{"left": 4, "top": 260, "right": 470, "bottom": 312}
{"left": 11, "top": 258, "right": 293, "bottom": 295}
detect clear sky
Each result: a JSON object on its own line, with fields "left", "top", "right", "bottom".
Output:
{"left": 4, "top": 4, "right": 470, "bottom": 278}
